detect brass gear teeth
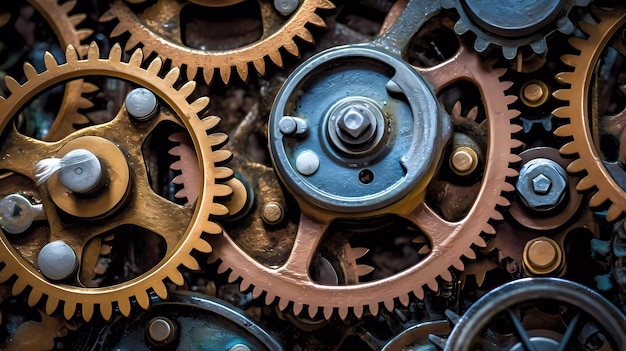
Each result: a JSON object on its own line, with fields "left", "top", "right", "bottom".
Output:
{"left": 100, "top": 0, "right": 335, "bottom": 85}
{"left": 0, "top": 42, "right": 233, "bottom": 321}
{"left": 553, "top": 6, "right": 626, "bottom": 221}
{"left": 208, "top": 42, "right": 522, "bottom": 321}
{"left": 169, "top": 132, "right": 201, "bottom": 206}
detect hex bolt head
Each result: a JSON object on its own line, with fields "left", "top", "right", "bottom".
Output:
{"left": 38, "top": 240, "right": 78, "bottom": 281}
{"left": 532, "top": 174, "right": 552, "bottom": 194}
{"left": 295, "top": 150, "right": 320, "bottom": 176}
{"left": 125, "top": 87, "right": 158, "bottom": 121}
{"left": 336, "top": 106, "right": 372, "bottom": 139}
{"left": 516, "top": 158, "right": 568, "bottom": 210}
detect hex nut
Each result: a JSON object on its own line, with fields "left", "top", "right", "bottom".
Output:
{"left": 516, "top": 158, "right": 567, "bottom": 210}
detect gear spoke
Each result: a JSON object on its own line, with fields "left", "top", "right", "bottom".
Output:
{"left": 279, "top": 213, "right": 328, "bottom": 276}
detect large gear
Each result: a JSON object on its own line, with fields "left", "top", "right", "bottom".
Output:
{"left": 553, "top": 6, "right": 626, "bottom": 221}
{"left": 100, "top": 0, "right": 334, "bottom": 85}
{"left": 207, "top": 0, "right": 521, "bottom": 321}
{"left": 441, "top": 0, "right": 590, "bottom": 59}
{"left": 0, "top": 42, "right": 232, "bottom": 321}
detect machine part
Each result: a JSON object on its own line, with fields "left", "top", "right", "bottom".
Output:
{"left": 441, "top": 0, "right": 590, "bottom": 59}
{"left": 74, "top": 292, "right": 283, "bottom": 350}
{"left": 24, "top": 0, "right": 95, "bottom": 142}
{"left": 125, "top": 87, "right": 159, "bottom": 121}
{"left": 208, "top": 0, "right": 521, "bottom": 321}
{"left": 0, "top": 43, "right": 232, "bottom": 321}
{"left": 522, "top": 237, "right": 564, "bottom": 276}
{"left": 508, "top": 147, "right": 583, "bottom": 231}
{"left": 381, "top": 320, "right": 450, "bottom": 351}
{"left": 101, "top": 0, "right": 335, "bottom": 84}
{"left": 0, "top": 194, "right": 46, "bottom": 234}
{"left": 433, "top": 278, "right": 626, "bottom": 350}
{"left": 554, "top": 6, "right": 626, "bottom": 221}
{"left": 520, "top": 80, "right": 551, "bottom": 108}
{"left": 515, "top": 157, "right": 568, "bottom": 211}
{"left": 37, "top": 240, "right": 79, "bottom": 281}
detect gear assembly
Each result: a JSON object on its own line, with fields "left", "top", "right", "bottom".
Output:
{"left": 0, "top": 0, "right": 624, "bottom": 350}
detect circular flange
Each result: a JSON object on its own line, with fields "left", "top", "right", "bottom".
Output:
{"left": 269, "top": 45, "right": 451, "bottom": 215}
{"left": 48, "top": 136, "right": 130, "bottom": 219}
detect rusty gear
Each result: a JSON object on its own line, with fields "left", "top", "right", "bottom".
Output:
{"left": 207, "top": 10, "right": 521, "bottom": 319}
{"left": 553, "top": 6, "right": 626, "bottom": 221}
{"left": 100, "top": 0, "right": 334, "bottom": 85}
{"left": 0, "top": 42, "right": 232, "bottom": 321}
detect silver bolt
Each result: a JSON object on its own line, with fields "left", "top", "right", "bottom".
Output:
{"left": 228, "top": 344, "right": 251, "bottom": 351}
{"left": 0, "top": 194, "right": 45, "bottom": 234}
{"left": 58, "top": 149, "right": 103, "bottom": 194}
{"left": 337, "top": 106, "right": 372, "bottom": 139}
{"left": 278, "top": 116, "right": 297, "bottom": 135}
{"left": 274, "top": 0, "right": 299, "bottom": 16}
{"left": 295, "top": 150, "right": 320, "bottom": 176}
{"left": 147, "top": 317, "right": 176, "bottom": 344}
{"left": 38, "top": 240, "right": 78, "bottom": 281}
{"left": 125, "top": 87, "right": 158, "bottom": 121}
{"left": 532, "top": 174, "right": 552, "bottom": 194}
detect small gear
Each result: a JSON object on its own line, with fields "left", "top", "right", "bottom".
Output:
{"left": 553, "top": 6, "right": 626, "bottom": 221}
{"left": 441, "top": 0, "right": 590, "bottom": 59}
{"left": 100, "top": 0, "right": 334, "bottom": 84}
{"left": 0, "top": 42, "right": 232, "bottom": 321}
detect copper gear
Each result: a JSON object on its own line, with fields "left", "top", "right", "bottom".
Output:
{"left": 207, "top": 15, "right": 521, "bottom": 321}
{"left": 100, "top": 0, "right": 335, "bottom": 85}
{"left": 27, "top": 0, "right": 95, "bottom": 142}
{"left": 0, "top": 42, "right": 232, "bottom": 321}
{"left": 553, "top": 6, "right": 626, "bottom": 221}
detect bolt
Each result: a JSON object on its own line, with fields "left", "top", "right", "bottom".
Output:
{"left": 278, "top": 116, "right": 308, "bottom": 136}
{"left": 450, "top": 147, "right": 478, "bottom": 175}
{"left": 274, "top": 0, "right": 299, "bottom": 16}
{"left": 521, "top": 80, "right": 549, "bottom": 107}
{"left": 58, "top": 149, "right": 104, "bottom": 194}
{"left": 523, "top": 237, "right": 563, "bottom": 276}
{"left": 228, "top": 344, "right": 251, "bottom": 351}
{"left": 146, "top": 317, "right": 178, "bottom": 346}
{"left": 295, "top": 150, "right": 320, "bottom": 176}
{"left": 336, "top": 106, "right": 372, "bottom": 139}
{"left": 0, "top": 194, "right": 45, "bottom": 234}
{"left": 38, "top": 240, "right": 78, "bottom": 281}
{"left": 532, "top": 174, "right": 552, "bottom": 194}
{"left": 516, "top": 158, "right": 567, "bottom": 210}
{"left": 262, "top": 201, "right": 284, "bottom": 225}
{"left": 125, "top": 87, "right": 158, "bottom": 121}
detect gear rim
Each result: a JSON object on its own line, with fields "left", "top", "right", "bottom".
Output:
{"left": 0, "top": 42, "right": 232, "bottom": 322}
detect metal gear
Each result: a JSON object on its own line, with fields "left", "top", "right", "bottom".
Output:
{"left": 0, "top": 42, "right": 232, "bottom": 321}
{"left": 441, "top": 0, "right": 590, "bottom": 59}
{"left": 431, "top": 278, "right": 626, "bottom": 350}
{"left": 100, "top": 0, "right": 335, "bottom": 85}
{"left": 553, "top": 6, "right": 626, "bottom": 221}
{"left": 207, "top": 0, "right": 521, "bottom": 321}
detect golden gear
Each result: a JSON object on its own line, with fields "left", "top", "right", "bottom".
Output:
{"left": 100, "top": 0, "right": 335, "bottom": 85}
{"left": 553, "top": 6, "right": 626, "bottom": 221}
{"left": 26, "top": 0, "right": 95, "bottom": 141}
{"left": 207, "top": 33, "right": 521, "bottom": 320}
{"left": 0, "top": 42, "right": 232, "bottom": 321}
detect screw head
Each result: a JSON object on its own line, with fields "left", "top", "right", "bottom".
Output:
{"left": 295, "top": 150, "right": 320, "bottom": 176}
{"left": 146, "top": 317, "right": 178, "bottom": 346}
{"left": 59, "top": 149, "right": 103, "bottom": 194}
{"left": 531, "top": 174, "right": 552, "bottom": 194}
{"left": 125, "top": 88, "right": 158, "bottom": 121}
{"left": 38, "top": 240, "right": 78, "bottom": 281}
{"left": 0, "top": 194, "right": 35, "bottom": 234}
{"left": 337, "top": 106, "right": 372, "bottom": 139}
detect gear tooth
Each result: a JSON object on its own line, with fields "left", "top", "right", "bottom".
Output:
{"left": 511, "top": 139, "right": 524, "bottom": 149}
{"left": 353, "top": 305, "right": 364, "bottom": 318}
{"left": 76, "top": 98, "right": 94, "bottom": 110}
{"left": 117, "top": 298, "right": 131, "bottom": 317}
{"left": 418, "top": 246, "right": 430, "bottom": 254}
{"left": 64, "top": 301, "right": 76, "bottom": 320}
{"left": 399, "top": 294, "right": 410, "bottom": 307}
{"left": 4, "top": 76, "right": 20, "bottom": 94}
{"left": 186, "top": 65, "right": 199, "bottom": 81}
{"left": 211, "top": 150, "right": 233, "bottom": 164}
{"left": 369, "top": 303, "right": 379, "bottom": 317}
{"left": 124, "top": 35, "right": 140, "bottom": 51}
{"left": 169, "top": 269, "right": 185, "bottom": 286}
{"left": 577, "top": 21, "right": 596, "bottom": 36}
{"left": 252, "top": 286, "right": 263, "bottom": 299}
{"left": 76, "top": 29, "right": 93, "bottom": 44}
{"left": 203, "top": 68, "right": 215, "bottom": 85}
{"left": 69, "top": 13, "right": 86, "bottom": 26}
{"left": 265, "top": 293, "right": 276, "bottom": 305}
{"left": 178, "top": 81, "right": 196, "bottom": 99}
{"left": 65, "top": 44, "right": 79, "bottom": 63}
{"left": 501, "top": 182, "right": 516, "bottom": 193}
{"left": 209, "top": 132, "right": 229, "bottom": 147}
{"left": 589, "top": 191, "right": 607, "bottom": 208}
{"left": 440, "top": 269, "right": 453, "bottom": 282}
{"left": 577, "top": 175, "right": 596, "bottom": 191}
{"left": 211, "top": 203, "right": 230, "bottom": 217}
{"left": 232, "top": 272, "right": 244, "bottom": 284}
{"left": 100, "top": 302, "right": 113, "bottom": 321}
{"left": 81, "top": 303, "right": 94, "bottom": 322}
{"left": 43, "top": 51, "right": 59, "bottom": 71}
{"left": 11, "top": 279, "right": 27, "bottom": 296}
{"left": 201, "top": 115, "right": 221, "bottom": 131}
{"left": 28, "top": 289, "right": 43, "bottom": 307}
{"left": 213, "top": 184, "right": 234, "bottom": 197}
{"left": 452, "top": 258, "right": 464, "bottom": 271}
{"left": 504, "top": 168, "right": 518, "bottom": 178}
{"left": 278, "top": 298, "right": 290, "bottom": 311}
{"left": 384, "top": 298, "right": 394, "bottom": 312}
{"left": 510, "top": 123, "right": 523, "bottom": 134}
{"left": 190, "top": 97, "right": 210, "bottom": 113}
{"left": 454, "top": 19, "right": 469, "bottom": 35}
{"left": 426, "top": 279, "right": 438, "bottom": 292}
{"left": 338, "top": 306, "right": 349, "bottom": 320}
{"left": 147, "top": 58, "right": 163, "bottom": 75}
{"left": 46, "top": 297, "right": 59, "bottom": 316}
{"left": 268, "top": 50, "right": 284, "bottom": 68}
{"left": 323, "top": 306, "right": 333, "bottom": 320}
{"left": 560, "top": 54, "right": 579, "bottom": 68}
{"left": 607, "top": 204, "right": 624, "bottom": 222}
{"left": 568, "top": 158, "right": 586, "bottom": 174}
{"left": 356, "top": 265, "right": 375, "bottom": 277}
{"left": 219, "top": 67, "right": 232, "bottom": 84}
{"left": 253, "top": 59, "right": 266, "bottom": 76}
{"left": 297, "top": 28, "right": 314, "bottom": 44}
{"left": 428, "top": 334, "right": 447, "bottom": 348}
{"left": 464, "top": 248, "right": 477, "bottom": 260}
{"left": 530, "top": 38, "right": 547, "bottom": 55}
{"left": 283, "top": 41, "right": 300, "bottom": 58}
{"left": 503, "top": 95, "right": 517, "bottom": 105}
{"left": 350, "top": 247, "right": 369, "bottom": 259}
{"left": 202, "top": 221, "right": 223, "bottom": 235}
{"left": 99, "top": 9, "right": 116, "bottom": 22}
{"left": 473, "top": 37, "right": 490, "bottom": 53}
{"left": 413, "top": 287, "right": 424, "bottom": 300}
{"left": 483, "top": 223, "right": 496, "bottom": 235}
{"left": 22, "top": 62, "right": 38, "bottom": 80}
{"left": 497, "top": 196, "right": 511, "bottom": 208}
{"left": 217, "top": 262, "right": 230, "bottom": 274}
{"left": 110, "top": 23, "right": 127, "bottom": 38}
{"left": 294, "top": 303, "right": 304, "bottom": 317}
{"left": 552, "top": 105, "right": 570, "bottom": 119}
{"left": 153, "top": 282, "right": 169, "bottom": 300}
{"left": 170, "top": 160, "right": 183, "bottom": 171}
{"left": 182, "top": 255, "right": 200, "bottom": 271}
{"left": 236, "top": 64, "right": 249, "bottom": 83}
{"left": 319, "top": 0, "right": 336, "bottom": 10}
{"left": 195, "top": 240, "right": 212, "bottom": 254}
{"left": 308, "top": 13, "right": 326, "bottom": 27}
{"left": 214, "top": 166, "right": 234, "bottom": 180}
{"left": 129, "top": 48, "right": 144, "bottom": 67}
{"left": 491, "top": 211, "right": 504, "bottom": 221}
